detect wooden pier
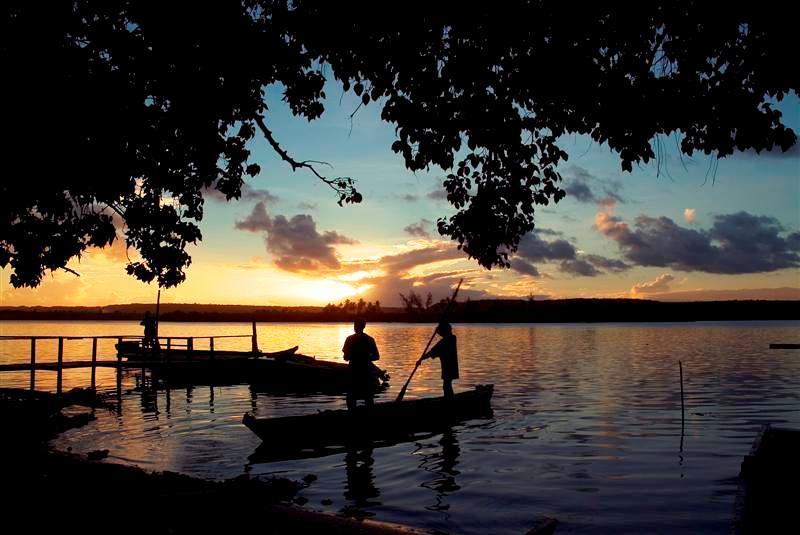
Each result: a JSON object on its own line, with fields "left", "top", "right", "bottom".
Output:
{"left": 769, "top": 343, "right": 800, "bottom": 349}
{"left": 0, "top": 329, "right": 257, "bottom": 395}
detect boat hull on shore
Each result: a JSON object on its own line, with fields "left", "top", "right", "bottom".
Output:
{"left": 733, "top": 423, "right": 800, "bottom": 534}
{"left": 243, "top": 384, "right": 494, "bottom": 456}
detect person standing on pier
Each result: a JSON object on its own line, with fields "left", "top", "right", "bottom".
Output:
{"left": 140, "top": 311, "right": 158, "bottom": 349}
{"left": 342, "top": 317, "right": 380, "bottom": 410}
{"left": 420, "top": 322, "right": 459, "bottom": 397}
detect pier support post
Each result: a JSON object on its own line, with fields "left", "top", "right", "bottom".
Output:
{"left": 56, "top": 337, "right": 64, "bottom": 396}
{"left": 29, "top": 338, "right": 36, "bottom": 391}
{"left": 116, "top": 337, "right": 123, "bottom": 405}
{"left": 252, "top": 321, "right": 258, "bottom": 354}
{"left": 91, "top": 338, "right": 97, "bottom": 390}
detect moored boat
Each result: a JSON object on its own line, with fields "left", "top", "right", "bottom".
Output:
{"left": 117, "top": 340, "right": 389, "bottom": 393}
{"left": 243, "top": 384, "right": 494, "bottom": 451}
{"left": 116, "top": 341, "right": 298, "bottom": 361}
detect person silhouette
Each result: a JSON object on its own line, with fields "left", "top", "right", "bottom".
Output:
{"left": 140, "top": 311, "right": 158, "bottom": 349}
{"left": 342, "top": 317, "right": 380, "bottom": 410}
{"left": 343, "top": 445, "right": 380, "bottom": 512}
{"left": 419, "top": 428, "right": 461, "bottom": 512}
{"left": 420, "top": 322, "right": 459, "bottom": 397}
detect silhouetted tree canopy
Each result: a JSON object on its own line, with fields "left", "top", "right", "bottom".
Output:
{"left": 2, "top": 2, "right": 797, "bottom": 287}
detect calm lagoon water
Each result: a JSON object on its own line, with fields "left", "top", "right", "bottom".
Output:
{"left": 1, "top": 320, "right": 799, "bottom": 534}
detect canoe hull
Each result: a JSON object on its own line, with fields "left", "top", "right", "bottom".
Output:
{"left": 118, "top": 342, "right": 388, "bottom": 393}
{"left": 243, "top": 384, "right": 494, "bottom": 450}
{"left": 117, "top": 342, "right": 298, "bottom": 362}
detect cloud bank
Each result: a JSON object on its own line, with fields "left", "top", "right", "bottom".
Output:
{"left": 510, "top": 229, "right": 631, "bottom": 278}
{"left": 235, "top": 202, "right": 356, "bottom": 273}
{"left": 631, "top": 273, "right": 675, "bottom": 295}
{"left": 595, "top": 202, "right": 800, "bottom": 274}
{"left": 403, "top": 219, "right": 434, "bottom": 238}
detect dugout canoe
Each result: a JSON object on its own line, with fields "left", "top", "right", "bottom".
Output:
{"left": 243, "top": 384, "right": 494, "bottom": 449}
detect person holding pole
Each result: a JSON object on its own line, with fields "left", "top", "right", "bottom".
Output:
{"left": 396, "top": 279, "right": 462, "bottom": 403}
{"left": 420, "top": 322, "right": 459, "bottom": 397}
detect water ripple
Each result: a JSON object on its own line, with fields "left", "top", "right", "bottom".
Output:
{"left": 2, "top": 320, "right": 799, "bottom": 534}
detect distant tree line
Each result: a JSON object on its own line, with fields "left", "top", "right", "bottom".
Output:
{"left": 2, "top": 299, "right": 798, "bottom": 323}
{"left": 321, "top": 298, "right": 382, "bottom": 318}
{"left": 320, "top": 291, "right": 454, "bottom": 320}
{"left": 397, "top": 291, "right": 454, "bottom": 315}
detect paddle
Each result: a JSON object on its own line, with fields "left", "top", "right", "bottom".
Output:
{"left": 395, "top": 278, "right": 463, "bottom": 402}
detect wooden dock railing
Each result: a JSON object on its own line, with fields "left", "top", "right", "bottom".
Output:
{"left": 0, "top": 324, "right": 259, "bottom": 395}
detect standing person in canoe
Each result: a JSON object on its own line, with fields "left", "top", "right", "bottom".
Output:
{"left": 342, "top": 317, "right": 380, "bottom": 410}
{"left": 420, "top": 322, "right": 459, "bottom": 397}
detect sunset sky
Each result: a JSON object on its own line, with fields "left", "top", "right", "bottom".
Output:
{"left": 2, "top": 85, "right": 799, "bottom": 307}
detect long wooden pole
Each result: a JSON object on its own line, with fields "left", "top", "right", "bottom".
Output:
{"left": 155, "top": 289, "right": 161, "bottom": 354}
{"left": 396, "top": 279, "right": 463, "bottom": 402}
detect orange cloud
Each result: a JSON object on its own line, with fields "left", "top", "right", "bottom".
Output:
{"left": 631, "top": 273, "right": 675, "bottom": 295}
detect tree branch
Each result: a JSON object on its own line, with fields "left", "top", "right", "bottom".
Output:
{"left": 254, "top": 116, "right": 361, "bottom": 204}
{"left": 348, "top": 101, "right": 363, "bottom": 137}
{"left": 61, "top": 266, "right": 81, "bottom": 277}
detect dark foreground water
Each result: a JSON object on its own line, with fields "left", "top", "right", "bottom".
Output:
{"left": 1, "top": 320, "right": 799, "bottom": 534}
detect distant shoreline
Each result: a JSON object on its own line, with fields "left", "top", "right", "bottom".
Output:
{"left": 2, "top": 298, "right": 798, "bottom": 323}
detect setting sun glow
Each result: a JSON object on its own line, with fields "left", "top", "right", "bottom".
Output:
{"left": 294, "top": 280, "right": 369, "bottom": 304}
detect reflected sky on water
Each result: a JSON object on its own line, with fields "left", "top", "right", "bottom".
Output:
{"left": 2, "top": 320, "right": 799, "bottom": 534}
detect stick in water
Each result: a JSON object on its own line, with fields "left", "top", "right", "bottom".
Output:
{"left": 395, "top": 278, "right": 463, "bottom": 402}
{"left": 679, "top": 360, "right": 685, "bottom": 453}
